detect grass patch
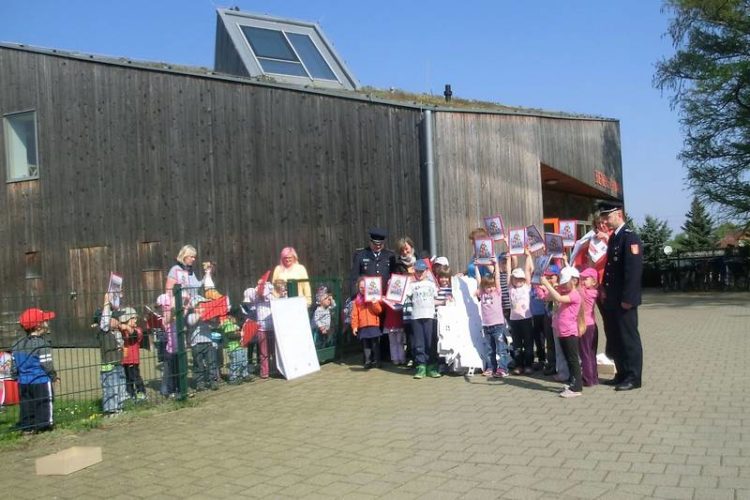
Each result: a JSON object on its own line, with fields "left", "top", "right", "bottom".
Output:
{"left": 0, "top": 394, "right": 199, "bottom": 449}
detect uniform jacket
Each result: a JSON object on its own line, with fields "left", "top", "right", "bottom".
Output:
{"left": 349, "top": 247, "right": 396, "bottom": 297}
{"left": 603, "top": 226, "right": 643, "bottom": 308}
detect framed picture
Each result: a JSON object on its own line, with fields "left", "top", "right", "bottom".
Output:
{"left": 545, "top": 233, "right": 565, "bottom": 258}
{"left": 106, "top": 272, "right": 124, "bottom": 309}
{"left": 363, "top": 276, "right": 383, "bottom": 303}
{"left": 526, "top": 224, "right": 545, "bottom": 253}
{"left": 531, "top": 255, "right": 551, "bottom": 285}
{"left": 385, "top": 274, "right": 409, "bottom": 304}
{"left": 508, "top": 227, "right": 526, "bottom": 255}
{"left": 588, "top": 236, "right": 608, "bottom": 263}
{"left": 559, "top": 220, "right": 577, "bottom": 248}
{"left": 473, "top": 237, "right": 495, "bottom": 265}
{"left": 483, "top": 215, "right": 506, "bottom": 241}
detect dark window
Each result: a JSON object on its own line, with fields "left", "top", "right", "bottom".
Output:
{"left": 25, "top": 251, "right": 41, "bottom": 279}
{"left": 287, "top": 33, "right": 337, "bottom": 80}
{"left": 139, "top": 241, "right": 163, "bottom": 271}
{"left": 241, "top": 26, "right": 297, "bottom": 61}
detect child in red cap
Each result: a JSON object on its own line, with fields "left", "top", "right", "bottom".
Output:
{"left": 12, "top": 308, "right": 58, "bottom": 433}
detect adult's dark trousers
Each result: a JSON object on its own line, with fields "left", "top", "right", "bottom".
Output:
{"left": 411, "top": 318, "right": 436, "bottom": 366}
{"left": 18, "top": 382, "right": 54, "bottom": 431}
{"left": 558, "top": 336, "right": 583, "bottom": 392}
{"left": 509, "top": 318, "right": 534, "bottom": 368}
{"left": 602, "top": 306, "right": 643, "bottom": 385}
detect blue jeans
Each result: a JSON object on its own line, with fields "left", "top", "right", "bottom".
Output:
{"left": 411, "top": 318, "right": 436, "bottom": 366}
{"left": 101, "top": 365, "right": 126, "bottom": 413}
{"left": 483, "top": 324, "right": 510, "bottom": 372}
{"left": 192, "top": 343, "right": 215, "bottom": 389}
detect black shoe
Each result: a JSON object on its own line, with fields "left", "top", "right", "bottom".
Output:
{"left": 543, "top": 366, "right": 556, "bottom": 376}
{"left": 615, "top": 381, "right": 641, "bottom": 391}
{"left": 601, "top": 378, "right": 623, "bottom": 386}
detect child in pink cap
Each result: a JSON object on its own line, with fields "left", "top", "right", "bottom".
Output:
{"left": 579, "top": 267, "right": 600, "bottom": 386}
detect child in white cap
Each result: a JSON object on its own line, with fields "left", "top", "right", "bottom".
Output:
{"left": 541, "top": 266, "right": 584, "bottom": 398}
{"left": 506, "top": 249, "right": 535, "bottom": 375}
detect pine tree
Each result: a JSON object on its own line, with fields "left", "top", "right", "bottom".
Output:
{"left": 639, "top": 215, "right": 673, "bottom": 265}
{"left": 680, "top": 196, "right": 715, "bottom": 251}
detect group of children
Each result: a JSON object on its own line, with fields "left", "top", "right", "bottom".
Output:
{"left": 350, "top": 228, "right": 604, "bottom": 399}
{"left": 7, "top": 226, "right": 605, "bottom": 432}
{"left": 470, "top": 238, "right": 602, "bottom": 398}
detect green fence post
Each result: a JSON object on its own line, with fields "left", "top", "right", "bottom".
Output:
{"left": 287, "top": 279, "right": 298, "bottom": 298}
{"left": 173, "top": 285, "right": 189, "bottom": 400}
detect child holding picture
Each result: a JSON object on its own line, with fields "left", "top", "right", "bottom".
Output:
{"left": 474, "top": 256, "right": 510, "bottom": 378}
{"left": 406, "top": 260, "right": 441, "bottom": 379}
{"left": 541, "top": 267, "right": 584, "bottom": 398}
{"left": 351, "top": 277, "right": 384, "bottom": 369}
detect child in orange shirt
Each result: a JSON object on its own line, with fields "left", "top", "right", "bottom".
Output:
{"left": 351, "top": 277, "right": 383, "bottom": 369}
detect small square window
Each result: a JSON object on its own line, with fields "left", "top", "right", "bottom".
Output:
{"left": 4, "top": 110, "right": 39, "bottom": 182}
{"left": 25, "top": 251, "right": 42, "bottom": 279}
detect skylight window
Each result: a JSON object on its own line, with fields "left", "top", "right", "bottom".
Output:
{"left": 241, "top": 26, "right": 337, "bottom": 81}
{"left": 215, "top": 9, "right": 358, "bottom": 90}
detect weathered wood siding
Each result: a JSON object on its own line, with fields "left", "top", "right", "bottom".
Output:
{"left": 432, "top": 112, "right": 622, "bottom": 269}
{"left": 0, "top": 47, "right": 423, "bottom": 343}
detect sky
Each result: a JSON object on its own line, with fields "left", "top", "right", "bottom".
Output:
{"left": 0, "top": 0, "right": 689, "bottom": 232}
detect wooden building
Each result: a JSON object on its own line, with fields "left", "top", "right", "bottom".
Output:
{"left": 0, "top": 20, "right": 622, "bottom": 344}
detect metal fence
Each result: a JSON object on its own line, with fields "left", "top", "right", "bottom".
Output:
{"left": 643, "top": 253, "right": 750, "bottom": 292}
{"left": 0, "top": 276, "right": 355, "bottom": 436}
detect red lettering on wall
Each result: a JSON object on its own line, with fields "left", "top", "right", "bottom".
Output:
{"left": 594, "top": 170, "right": 622, "bottom": 195}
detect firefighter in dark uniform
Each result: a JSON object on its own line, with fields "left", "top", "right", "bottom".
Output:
{"left": 348, "top": 228, "right": 396, "bottom": 298}
{"left": 599, "top": 202, "right": 644, "bottom": 391}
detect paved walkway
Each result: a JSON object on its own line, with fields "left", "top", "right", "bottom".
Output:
{"left": 2, "top": 291, "right": 749, "bottom": 499}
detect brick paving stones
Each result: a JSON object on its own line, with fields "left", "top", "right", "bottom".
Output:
{"left": 0, "top": 291, "right": 748, "bottom": 499}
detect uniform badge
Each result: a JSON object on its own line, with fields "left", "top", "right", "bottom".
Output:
{"left": 630, "top": 244, "right": 640, "bottom": 255}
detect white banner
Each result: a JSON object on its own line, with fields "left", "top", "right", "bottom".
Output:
{"left": 271, "top": 297, "right": 320, "bottom": 380}
{"left": 436, "top": 276, "right": 486, "bottom": 373}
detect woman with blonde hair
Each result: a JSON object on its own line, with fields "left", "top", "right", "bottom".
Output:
{"left": 271, "top": 247, "right": 312, "bottom": 307}
{"left": 165, "top": 245, "right": 207, "bottom": 307}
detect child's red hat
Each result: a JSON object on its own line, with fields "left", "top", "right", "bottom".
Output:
{"left": 19, "top": 308, "right": 56, "bottom": 331}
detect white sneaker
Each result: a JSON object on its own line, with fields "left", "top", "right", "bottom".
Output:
{"left": 559, "top": 384, "right": 570, "bottom": 393}
{"left": 559, "top": 388, "right": 582, "bottom": 398}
